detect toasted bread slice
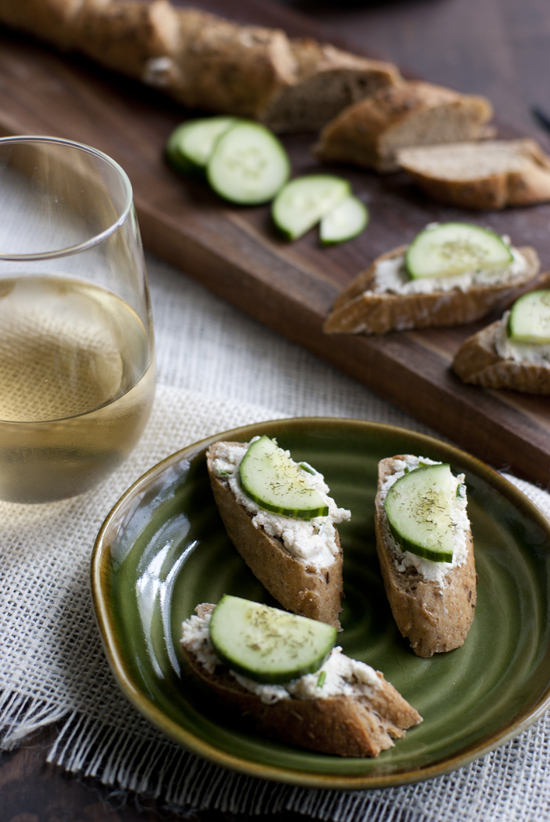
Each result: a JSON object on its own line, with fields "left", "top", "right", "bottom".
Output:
{"left": 260, "top": 38, "right": 400, "bottom": 133}
{"left": 323, "top": 244, "right": 540, "bottom": 335}
{"left": 453, "top": 319, "right": 550, "bottom": 394}
{"left": 206, "top": 441, "right": 346, "bottom": 627}
{"left": 374, "top": 457, "right": 477, "bottom": 658}
{"left": 181, "top": 603, "right": 422, "bottom": 757}
{"left": 313, "top": 81, "right": 493, "bottom": 173}
{"left": 397, "top": 139, "right": 550, "bottom": 209}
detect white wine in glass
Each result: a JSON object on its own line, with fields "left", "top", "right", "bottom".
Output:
{"left": 0, "top": 137, "right": 156, "bottom": 503}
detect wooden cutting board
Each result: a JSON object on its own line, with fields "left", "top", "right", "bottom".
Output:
{"left": 0, "top": 0, "right": 549, "bottom": 486}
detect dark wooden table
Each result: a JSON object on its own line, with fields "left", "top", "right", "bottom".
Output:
{"left": 2, "top": 0, "right": 549, "bottom": 819}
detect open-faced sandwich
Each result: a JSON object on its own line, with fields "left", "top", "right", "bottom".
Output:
{"left": 206, "top": 436, "right": 350, "bottom": 627}
{"left": 324, "top": 222, "right": 540, "bottom": 335}
{"left": 453, "top": 280, "right": 550, "bottom": 394}
{"left": 374, "top": 455, "right": 477, "bottom": 658}
{"left": 181, "top": 596, "right": 422, "bottom": 757}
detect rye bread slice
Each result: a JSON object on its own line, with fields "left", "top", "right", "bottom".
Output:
{"left": 206, "top": 442, "right": 344, "bottom": 627}
{"left": 453, "top": 320, "right": 550, "bottom": 394}
{"left": 397, "top": 139, "right": 550, "bottom": 209}
{"left": 374, "top": 457, "right": 477, "bottom": 658}
{"left": 313, "top": 81, "right": 493, "bottom": 173}
{"left": 323, "top": 245, "right": 540, "bottom": 335}
{"left": 182, "top": 603, "right": 422, "bottom": 757}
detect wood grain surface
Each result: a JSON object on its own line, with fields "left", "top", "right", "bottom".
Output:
{"left": 0, "top": 0, "right": 548, "bottom": 487}
{"left": 1, "top": 0, "right": 550, "bottom": 818}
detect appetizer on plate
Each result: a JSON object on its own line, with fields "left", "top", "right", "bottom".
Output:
{"left": 181, "top": 596, "right": 422, "bottom": 757}
{"left": 453, "top": 283, "right": 550, "bottom": 393}
{"left": 324, "top": 222, "right": 540, "bottom": 335}
{"left": 374, "top": 455, "right": 477, "bottom": 658}
{"left": 206, "top": 436, "right": 350, "bottom": 627}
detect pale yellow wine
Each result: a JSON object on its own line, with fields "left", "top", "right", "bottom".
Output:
{"left": 0, "top": 276, "right": 156, "bottom": 503}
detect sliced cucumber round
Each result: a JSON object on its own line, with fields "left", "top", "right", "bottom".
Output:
{"left": 239, "top": 435, "right": 329, "bottom": 519}
{"left": 320, "top": 195, "right": 369, "bottom": 245}
{"left": 206, "top": 121, "right": 290, "bottom": 205}
{"left": 209, "top": 595, "right": 337, "bottom": 684}
{"left": 272, "top": 174, "right": 351, "bottom": 240}
{"left": 384, "top": 463, "right": 457, "bottom": 562}
{"left": 166, "top": 116, "right": 238, "bottom": 175}
{"left": 405, "top": 222, "right": 513, "bottom": 280}
{"left": 507, "top": 289, "right": 550, "bottom": 343}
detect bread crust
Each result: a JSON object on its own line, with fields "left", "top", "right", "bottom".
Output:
{"left": 323, "top": 245, "right": 540, "bottom": 335}
{"left": 374, "top": 457, "right": 477, "bottom": 658}
{"left": 182, "top": 604, "right": 422, "bottom": 757}
{"left": 206, "top": 442, "right": 344, "bottom": 627}
{"left": 397, "top": 139, "right": 550, "bottom": 209}
{"left": 313, "top": 81, "right": 493, "bottom": 173}
{"left": 453, "top": 320, "right": 550, "bottom": 394}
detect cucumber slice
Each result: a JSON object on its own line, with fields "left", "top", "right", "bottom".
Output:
{"left": 384, "top": 463, "right": 458, "bottom": 562}
{"left": 507, "top": 290, "right": 550, "bottom": 343}
{"left": 209, "top": 595, "right": 337, "bottom": 684}
{"left": 272, "top": 175, "right": 351, "bottom": 240}
{"left": 166, "top": 116, "right": 238, "bottom": 175}
{"left": 239, "top": 436, "right": 329, "bottom": 519}
{"left": 405, "top": 222, "right": 513, "bottom": 280}
{"left": 320, "top": 195, "right": 369, "bottom": 245}
{"left": 207, "top": 121, "right": 290, "bottom": 205}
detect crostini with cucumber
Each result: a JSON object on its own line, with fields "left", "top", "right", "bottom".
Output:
{"left": 452, "top": 279, "right": 550, "bottom": 394}
{"left": 324, "top": 222, "right": 540, "bottom": 335}
{"left": 181, "top": 596, "right": 422, "bottom": 757}
{"left": 206, "top": 436, "right": 350, "bottom": 627}
{"left": 374, "top": 455, "right": 477, "bottom": 658}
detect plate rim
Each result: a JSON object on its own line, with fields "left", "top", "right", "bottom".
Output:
{"left": 91, "top": 416, "right": 550, "bottom": 790}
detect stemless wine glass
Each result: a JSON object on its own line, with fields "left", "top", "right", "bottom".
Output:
{"left": 0, "top": 136, "right": 156, "bottom": 503}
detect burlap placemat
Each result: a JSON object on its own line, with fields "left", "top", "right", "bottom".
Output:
{"left": 2, "top": 383, "right": 550, "bottom": 821}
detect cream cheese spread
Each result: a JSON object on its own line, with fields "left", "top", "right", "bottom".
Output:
{"left": 181, "top": 609, "right": 381, "bottom": 705}
{"left": 494, "top": 311, "right": 550, "bottom": 365}
{"left": 372, "top": 239, "right": 527, "bottom": 296}
{"left": 379, "top": 456, "right": 469, "bottom": 583}
{"left": 211, "top": 439, "right": 350, "bottom": 569}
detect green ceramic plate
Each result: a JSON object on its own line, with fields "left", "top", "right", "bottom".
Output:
{"left": 91, "top": 418, "right": 550, "bottom": 790}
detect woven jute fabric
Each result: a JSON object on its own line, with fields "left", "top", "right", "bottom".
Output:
{"left": 2, "top": 253, "right": 550, "bottom": 821}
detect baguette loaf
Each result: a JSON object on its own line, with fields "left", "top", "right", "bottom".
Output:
{"left": 206, "top": 440, "right": 348, "bottom": 627}
{"left": 313, "top": 81, "right": 493, "bottom": 173}
{"left": 452, "top": 317, "right": 550, "bottom": 394}
{"left": 374, "top": 456, "right": 477, "bottom": 658}
{"left": 323, "top": 243, "right": 540, "bottom": 335}
{"left": 181, "top": 603, "right": 422, "bottom": 757}
{"left": 397, "top": 139, "right": 550, "bottom": 209}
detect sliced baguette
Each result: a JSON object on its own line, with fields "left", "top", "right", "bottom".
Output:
{"left": 259, "top": 38, "right": 401, "bottom": 133}
{"left": 206, "top": 441, "right": 344, "bottom": 627}
{"left": 453, "top": 321, "right": 550, "bottom": 394}
{"left": 313, "top": 80, "right": 493, "bottom": 173}
{"left": 323, "top": 244, "right": 540, "bottom": 335}
{"left": 397, "top": 139, "right": 550, "bottom": 209}
{"left": 181, "top": 603, "right": 422, "bottom": 757}
{"left": 374, "top": 457, "right": 477, "bottom": 658}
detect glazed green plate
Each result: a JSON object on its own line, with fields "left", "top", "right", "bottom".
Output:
{"left": 91, "top": 418, "right": 550, "bottom": 790}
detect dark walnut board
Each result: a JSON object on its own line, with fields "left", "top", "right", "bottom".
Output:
{"left": 0, "top": 0, "right": 549, "bottom": 487}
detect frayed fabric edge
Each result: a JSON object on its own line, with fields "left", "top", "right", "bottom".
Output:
{"left": 1, "top": 692, "right": 411, "bottom": 821}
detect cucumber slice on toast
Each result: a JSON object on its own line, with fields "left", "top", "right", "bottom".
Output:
{"left": 507, "top": 290, "right": 550, "bottom": 343}
{"left": 239, "top": 435, "right": 329, "bottom": 519}
{"left": 207, "top": 121, "right": 290, "bottom": 205}
{"left": 209, "top": 595, "right": 337, "bottom": 684}
{"left": 320, "top": 195, "right": 369, "bottom": 245}
{"left": 272, "top": 174, "right": 351, "bottom": 240}
{"left": 384, "top": 463, "right": 458, "bottom": 562}
{"left": 405, "top": 222, "right": 513, "bottom": 280}
{"left": 166, "top": 117, "right": 238, "bottom": 175}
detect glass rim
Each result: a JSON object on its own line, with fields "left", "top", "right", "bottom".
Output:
{"left": 0, "top": 135, "right": 134, "bottom": 261}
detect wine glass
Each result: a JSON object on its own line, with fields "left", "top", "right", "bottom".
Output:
{"left": 0, "top": 136, "right": 156, "bottom": 503}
